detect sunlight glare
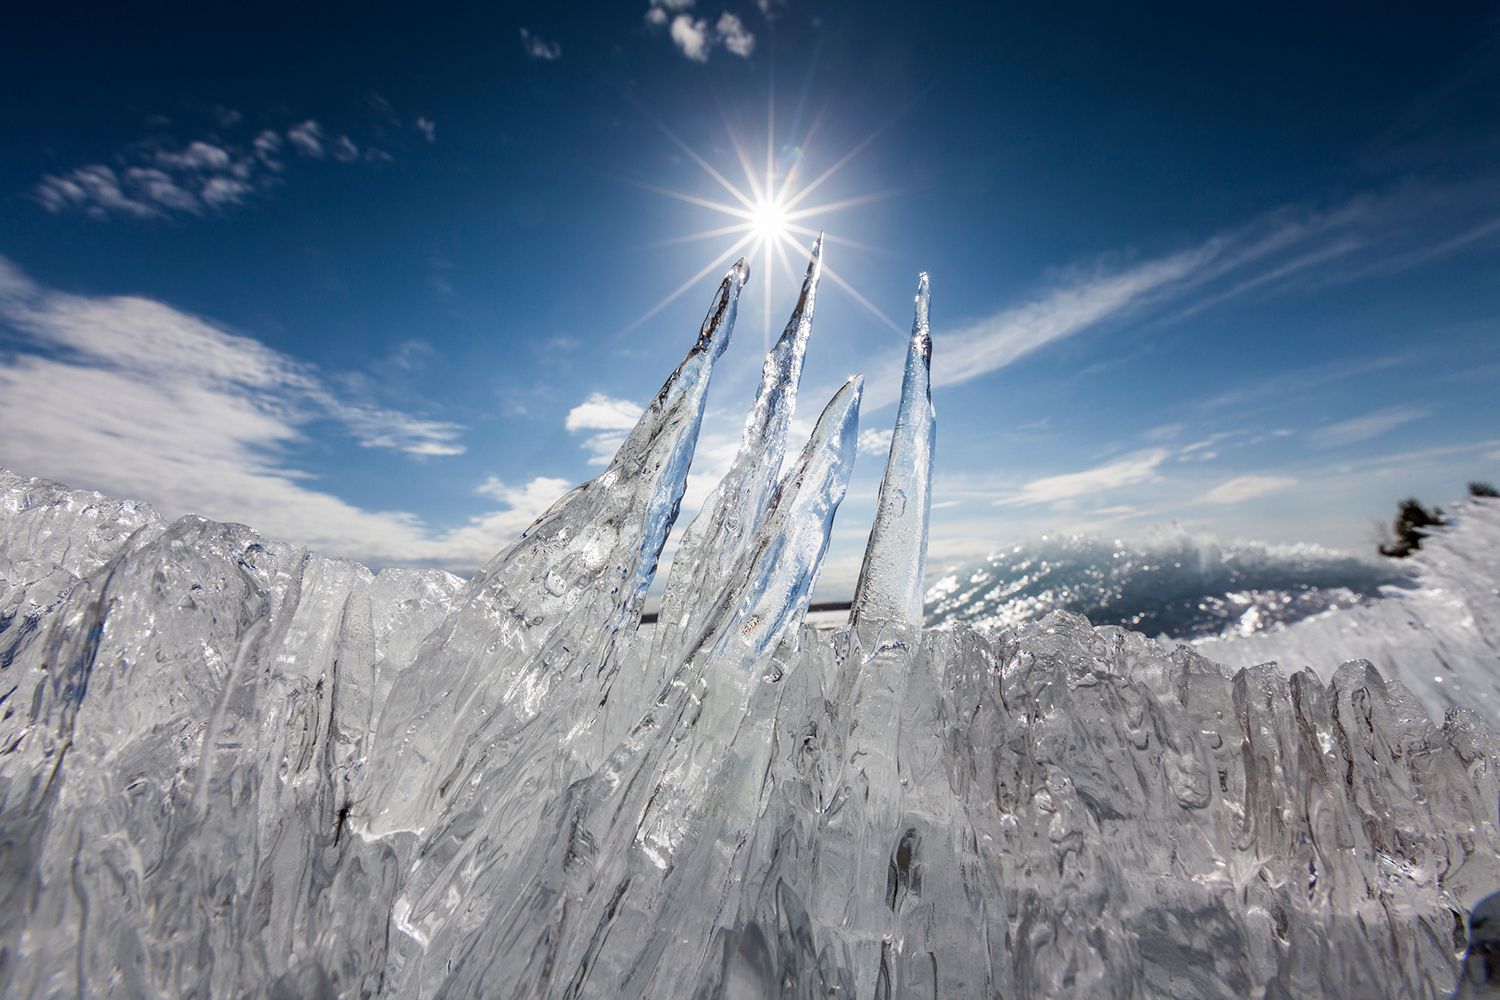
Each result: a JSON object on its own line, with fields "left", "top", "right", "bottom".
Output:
{"left": 751, "top": 195, "right": 789, "bottom": 243}
{"left": 622, "top": 106, "right": 906, "bottom": 343}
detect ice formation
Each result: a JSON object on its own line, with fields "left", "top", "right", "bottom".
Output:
{"left": 2, "top": 244, "right": 1498, "bottom": 998}
{"left": 1195, "top": 496, "right": 1500, "bottom": 729}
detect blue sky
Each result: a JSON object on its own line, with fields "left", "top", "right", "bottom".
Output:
{"left": 3, "top": 2, "right": 1499, "bottom": 596}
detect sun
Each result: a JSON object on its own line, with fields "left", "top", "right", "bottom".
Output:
{"left": 750, "top": 194, "right": 789, "bottom": 243}
{"left": 619, "top": 104, "right": 907, "bottom": 348}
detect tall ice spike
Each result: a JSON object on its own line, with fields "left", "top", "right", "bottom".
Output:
{"left": 850, "top": 272, "right": 935, "bottom": 628}
{"left": 362, "top": 258, "right": 747, "bottom": 838}
{"left": 649, "top": 234, "right": 823, "bottom": 669}
{"left": 436, "top": 377, "right": 866, "bottom": 1000}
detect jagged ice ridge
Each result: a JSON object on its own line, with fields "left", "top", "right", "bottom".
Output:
{"left": 2, "top": 240, "right": 1498, "bottom": 998}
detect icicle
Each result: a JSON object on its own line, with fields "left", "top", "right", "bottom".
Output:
{"left": 699, "top": 371, "right": 861, "bottom": 664}
{"left": 651, "top": 234, "right": 823, "bottom": 670}
{"left": 363, "top": 259, "right": 747, "bottom": 838}
{"left": 850, "top": 273, "right": 935, "bottom": 629}
{"left": 429, "top": 377, "right": 864, "bottom": 1000}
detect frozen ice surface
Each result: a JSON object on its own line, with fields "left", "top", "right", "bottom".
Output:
{"left": 1195, "top": 496, "right": 1500, "bottom": 729}
{"left": 927, "top": 529, "right": 1408, "bottom": 640}
{"left": 2, "top": 251, "right": 1498, "bottom": 998}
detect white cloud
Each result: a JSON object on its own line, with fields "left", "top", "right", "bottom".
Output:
{"left": 520, "top": 28, "right": 562, "bottom": 60}
{"left": 565, "top": 393, "right": 645, "bottom": 467}
{"left": 1199, "top": 474, "right": 1298, "bottom": 505}
{"left": 201, "top": 176, "right": 252, "bottom": 208}
{"left": 566, "top": 393, "right": 644, "bottom": 432}
{"left": 253, "top": 129, "right": 284, "bottom": 165}
{"left": 997, "top": 449, "right": 1169, "bottom": 507}
{"left": 462, "top": 476, "right": 575, "bottom": 540}
{"left": 34, "top": 120, "right": 376, "bottom": 221}
{"left": 36, "top": 165, "right": 159, "bottom": 220}
{"left": 414, "top": 117, "right": 436, "bottom": 143}
{"left": 123, "top": 167, "right": 201, "bottom": 213}
{"left": 647, "top": 4, "right": 754, "bottom": 61}
{"left": 857, "top": 427, "right": 892, "bottom": 456}
{"left": 286, "top": 120, "right": 326, "bottom": 158}
{"left": 154, "top": 140, "right": 233, "bottom": 172}
{"left": 716, "top": 12, "right": 755, "bottom": 56}
{"left": 1179, "top": 432, "right": 1234, "bottom": 456}
{"left": 861, "top": 250, "right": 1212, "bottom": 410}
{"left": 669, "top": 14, "right": 711, "bottom": 61}
{"left": 859, "top": 185, "right": 1500, "bottom": 413}
{"left": 1310, "top": 406, "right": 1430, "bottom": 448}
{"left": 0, "top": 257, "right": 550, "bottom": 570}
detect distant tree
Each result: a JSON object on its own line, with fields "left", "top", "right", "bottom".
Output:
{"left": 1378, "top": 498, "right": 1446, "bottom": 558}
{"left": 1470, "top": 482, "right": 1499, "bottom": 498}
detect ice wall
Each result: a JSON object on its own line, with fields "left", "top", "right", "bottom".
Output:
{"left": 1, "top": 247, "right": 1496, "bottom": 999}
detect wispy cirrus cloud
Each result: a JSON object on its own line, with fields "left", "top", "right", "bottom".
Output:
{"left": 1310, "top": 405, "right": 1431, "bottom": 448}
{"left": 996, "top": 448, "right": 1169, "bottom": 508}
{"left": 861, "top": 181, "right": 1500, "bottom": 412}
{"left": 0, "top": 255, "right": 561, "bottom": 570}
{"left": 1199, "top": 474, "right": 1298, "bottom": 505}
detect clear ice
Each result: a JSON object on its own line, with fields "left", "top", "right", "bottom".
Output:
{"left": 2, "top": 242, "right": 1498, "bottom": 998}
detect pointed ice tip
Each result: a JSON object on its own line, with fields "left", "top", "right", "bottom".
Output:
{"left": 696, "top": 258, "right": 749, "bottom": 357}
{"left": 912, "top": 273, "right": 932, "bottom": 363}
{"left": 816, "top": 374, "right": 864, "bottom": 439}
{"left": 812, "top": 231, "right": 825, "bottom": 256}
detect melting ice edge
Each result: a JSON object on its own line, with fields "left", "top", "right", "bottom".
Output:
{"left": 3, "top": 242, "right": 1500, "bottom": 999}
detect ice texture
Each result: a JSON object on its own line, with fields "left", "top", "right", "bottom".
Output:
{"left": 1195, "top": 495, "right": 1500, "bottom": 728}
{"left": 2, "top": 248, "right": 1498, "bottom": 999}
{"left": 851, "top": 273, "right": 934, "bottom": 630}
{"left": 650, "top": 237, "right": 821, "bottom": 676}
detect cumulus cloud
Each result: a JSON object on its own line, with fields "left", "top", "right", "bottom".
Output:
{"left": 0, "top": 256, "right": 559, "bottom": 570}
{"left": 669, "top": 15, "right": 712, "bottom": 61}
{"left": 716, "top": 12, "right": 755, "bottom": 56}
{"left": 1310, "top": 405, "right": 1431, "bottom": 449}
{"left": 566, "top": 393, "right": 644, "bottom": 432}
{"left": 997, "top": 449, "right": 1169, "bottom": 507}
{"left": 646, "top": 2, "right": 754, "bottom": 60}
{"left": 520, "top": 28, "right": 562, "bottom": 60}
{"left": 34, "top": 118, "right": 377, "bottom": 221}
{"left": 460, "top": 476, "right": 575, "bottom": 541}
{"left": 857, "top": 427, "right": 893, "bottom": 456}
{"left": 646, "top": 0, "right": 696, "bottom": 20}
{"left": 1199, "top": 474, "right": 1298, "bottom": 505}
{"left": 565, "top": 392, "right": 644, "bottom": 466}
